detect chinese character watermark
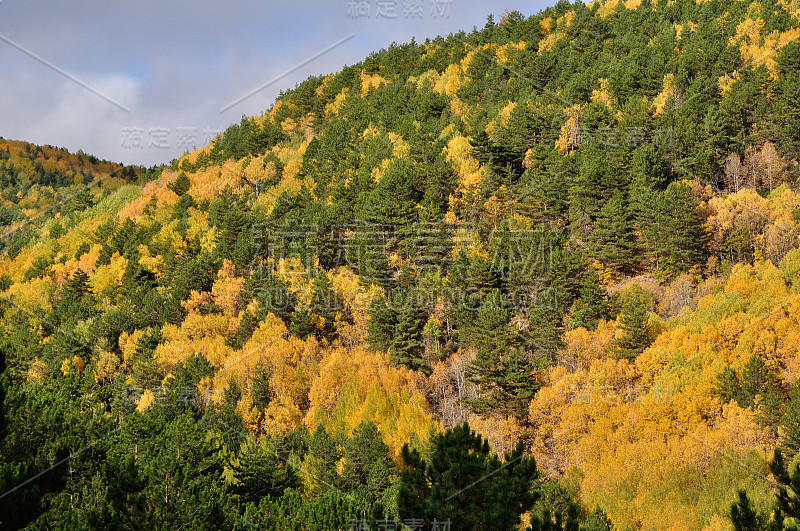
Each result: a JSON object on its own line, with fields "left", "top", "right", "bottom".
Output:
{"left": 348, "top": 0, "right": 451, "bottom": 19}
{"left": 121, "top": 126, "right": 223, "bottom": 151}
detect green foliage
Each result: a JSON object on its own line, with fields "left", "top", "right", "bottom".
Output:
{"left": 398, "top": 422, "right": 538, "bottom": 531}
{"left": 715, "top": 354, "right": 784, "bottom": 433}
{"left": 466, "top": 290, "right": 541, "bottom": 421}
{"left": 390, "top": 303, "right": 430, "bottom": 375}
{"left": 367, "top": 294, "right": 397, "bottom": 353}
{"left": 168, "top": 171, "right": 191, "bottom": 196}
{"left": 228, "top": 437, "right": 299, "bottom": 504}
{"left": 612, "top": 285, "right": 655, "bottom": 358}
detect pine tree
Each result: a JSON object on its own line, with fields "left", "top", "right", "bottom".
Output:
{"left": 367, "top": 295, "right": 397, "bottom": 352}
{"left": 588, "top": 190, "right": 635, "bottom": 273}
{"left": 251, "top": 364, "right": 273, "bottom": 411}
{"left": 781, "top": 381, "right": 800, "bottom": 459}
{"left": 390, "top": 304, "right": 430, "bottom": 375}
{"left": 570, "top": 268, "right": 609, "bottom": 330}
{"left": 729, "top": 490, "right": 764, "bottom": 531}
{"left": 398, "top": 422, "right": 537, "bottom": 531}
{"left": 612, "top": 285, "right": 653, "bottom": 358}
{"left": 655, "top": 183, "right": 707, "bottom": 277}
{"left": 310, "top": 271, "right": 340, "bottom": 339}
{"left": 290, "top": 307, "right": 316, "bottom": 339}
{"left": 168, "top": 172, "right": 191, "bottom": 197}
{"left": 229, "top": 437, "right": 298, "bottom": 504}
{"left": 465, "top": 290, "right": 540, "bottom": 420}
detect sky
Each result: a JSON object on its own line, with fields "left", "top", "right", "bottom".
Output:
{"left": 0, "top": 0, "right": 555, "bottom": 167}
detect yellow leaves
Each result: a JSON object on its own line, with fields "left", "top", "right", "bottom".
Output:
{"left": 137, "top": 389, "right": 156, "bottom": 412}
{"left": 211, "top": 260, "right": 245, "bottom": 317}
{"left": 94, "top": 351, "right": 121, "bottom": 383}
{"left": 718, "top": 70, "right": 741, "bottom": 97}
{"left": 728, "top": 12, "right": 800, "bottom": 79}
{"left": 555, "top": 104, "right": 584, "bottom": 154}
{"left": 93, "top": 252, "right": 128, "bottom": 294}
{"left": 525, "top": 251, "right": 800, "bottom": 528}
{"left": 8, "top": 277, "right": 54, "bottom": 312}
{"left": 444, "top": 135, "right": 484, "bottom": 209}
{"left": 27, "top": 357, "right": 47, "bottom": 384}
{"left": 61, "top": 355, "right": 85, "bottom": 376}
{"left": 387, "top": 132, "right": 410, "bottom": 158}
{"left": 486, "top": 101, "right": 517, "bottom": 142}
{"left": 435, "top": 63, "right": 463, "bottom": 97}
{"left": 360, "top": 71, "right": 388, "bottom": 95}
{"left": 137, "top": 244, "right": 164, "bottom": 278}
{"left": 780, "top": 0, "right": 800, "bottom": 20}
{"left": 590, "top": 78, "right": 616, "bottom": 109}
{"left": 561, "top": 320, "right": 617, "bottom": 369}
{"left": 653, "top": 73, "right": 677, "bottom": 116}
{"left": 706, "top": 187, "right": 799, "bottom": 264}
{"left": 538, "top": 11, "right": 575, "bottom": 52}
{"left": 594, "top": 0, "right": 641, "bottom": 19}
{"left": 540, "top": 16, "right": 554, "bottom": 35}
{"left": 495, "top": 41, "right": 525, "bottom": 64}
{"left": 305, "top": 346, "right": 433, "bottom": 460}
{"left": 674, "top": 23, "right": 683, "bottom": 40}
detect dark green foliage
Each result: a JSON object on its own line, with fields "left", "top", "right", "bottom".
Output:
{"left": 730, "top": 490, "right": 765, "bottom": 531}
{"left": 730, "top": 450, "right": 800, "bottom": 531}
{"left": 309, "top": 271, "right": 340, "bottom": 340}
{"left": 587, "top": 190, "right": 635, "bottom": 273}
{"left": 340, "top": 421, "right": 395, "bottom": 505}
{"left": 779, "top": 380, "right": 800, "bottom": 459}
{"left": 168, "top": 171, "right": 191, "bottom": 196}
{"left": 570, "top": 268, "right": 610, "bottom": 330}
{"left": 250, "top": 364, "right": 273, "bottom": 411}
{"left": 639, "top": 182, "right": 707, "bottom": 277}
{"left": 229, "top": 438, "right": 299, "bottom": 504}
{"left": 390, "top": 303, "right": 430, "bottom": 375}
{"left": 581, "top": 506, "right": 614, "bottom": 530}
{"left": 398, "top": 422, "right": 538, "bottom": 531}
{"left": 715, "top": 354, "right": 784, "bottom": 433}
{"left": 6, "top": 1, "right": 800, "bottom": 527}
{"left": 367, "top": 294, "right": 397, "bottom": 353}
{"left": 466, "top": 290, "right": 541, "bottom": 421}
{"left": 290, "top": 307, "right": 316, "bottom": 340}
{"left": 169, "top": 353, "right": 214, "bottom": 393}
{"left": 238, "top": 488, "right": 368, "bottom": 530}
{"left": 611, "top": 285, "right": 654, "bottom": 358}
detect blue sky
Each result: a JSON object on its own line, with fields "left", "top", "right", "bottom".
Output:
{"left": 0, "top": 0, "right": 555, "bottom": 166}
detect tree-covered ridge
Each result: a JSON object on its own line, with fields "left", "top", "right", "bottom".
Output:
{"left": 3, "top": 0, "right": 800, "bottom": 528}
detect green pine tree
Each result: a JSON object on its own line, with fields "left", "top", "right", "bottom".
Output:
{"left": 397, "top": 422, "right": 538, "bottom": 531}
{"left": 390, "top": 304, "right": 430, "bottom": 375}
{"left": 612, "top": 285, "right": 654, "bottom": 359}
{"left": 229, "top": 437, "right": 298, "bottom": 504}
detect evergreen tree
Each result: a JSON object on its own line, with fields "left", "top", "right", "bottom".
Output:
{"left": 588, "top": 190, "right": 635, "bottom": 273}
{"left": 651, "top": 183, "right": 707, "bottom": 277}
{"left": 229, "top": 437, "right": 298, "bottom": 504}
{"left": 290, "top": 307, "right": 316, "bottom": 340}
{"left": 340, "top": 421, "right": 394, "bottom": 504}
{"left": 398, "top": 422, "right": 538, "bottom": 531}
{"left": 367, "top": 295, "right": 397, "bottom": 353}
{"left": 612, "top": 285, "right": 653, "bottom": 358}
{"left": 390, "top": 304, "right": 430, "bottom": 375}
{"left": 781, "top": 381, "right": 800, "bottom": 459}
{"left": 310, "top": 271, "right": 340, "bottom": 340}
{"left": 730, "top": 490, "right": 764, "bottom": 531}
{"left": 570, "top": 268, "right": 610, "bottom": 330}
{"left": 466, "top": 290, "right": 540, "bottom": 421}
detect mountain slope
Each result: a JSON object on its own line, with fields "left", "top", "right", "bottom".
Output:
{"left": 3, "top": 0, "right": 800, "bottom": 528}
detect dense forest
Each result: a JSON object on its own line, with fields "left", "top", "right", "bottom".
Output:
{"left": 3, "top": 0, "right": 800, "bottom": 528}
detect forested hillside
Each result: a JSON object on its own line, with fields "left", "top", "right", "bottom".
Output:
{"left": 3, "top": 0, "right": 800, "bottom": 528}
